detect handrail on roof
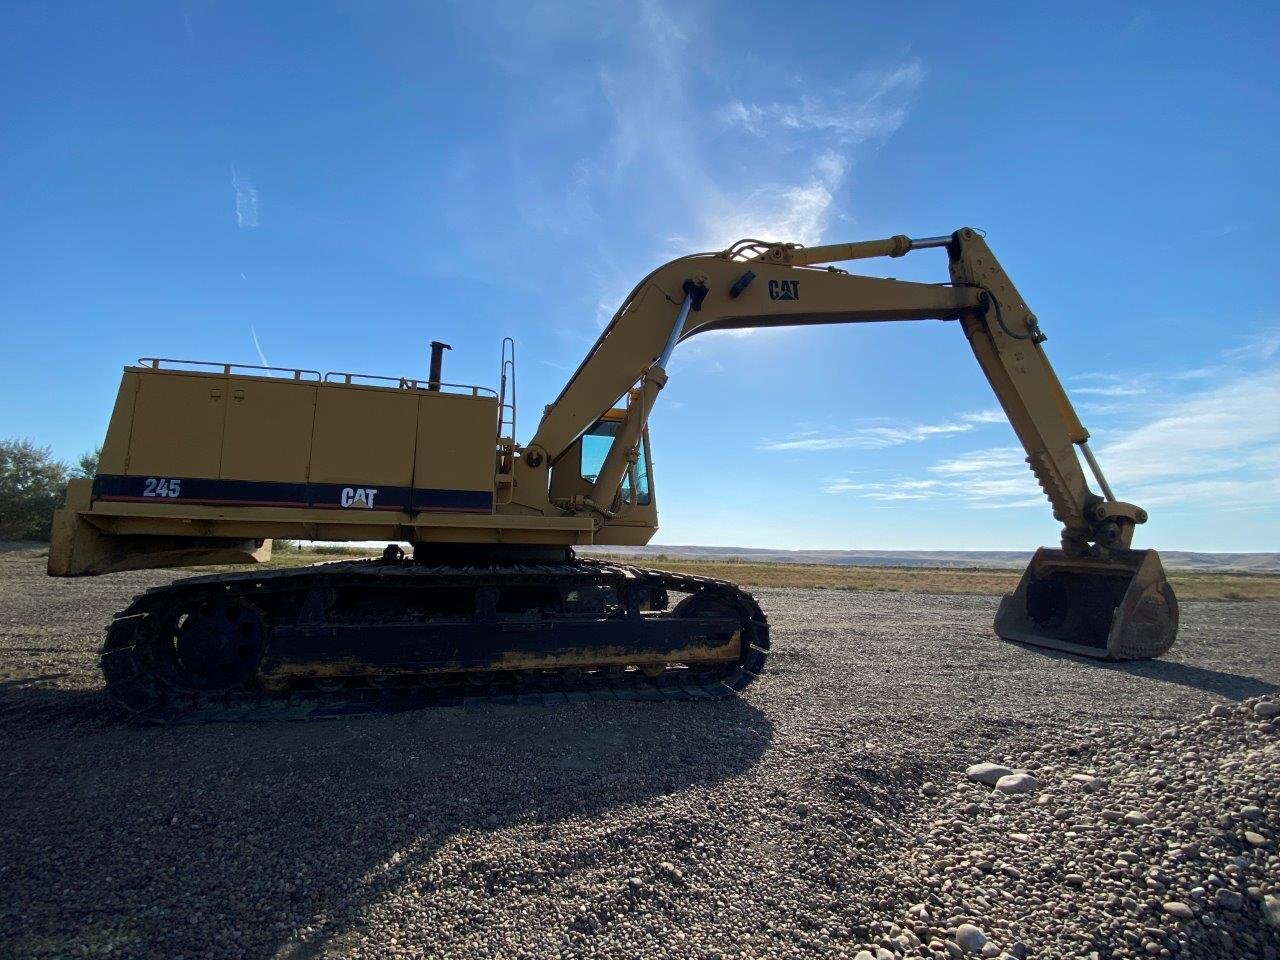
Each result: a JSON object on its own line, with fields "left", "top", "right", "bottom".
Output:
{"left": 323, "top": 370, "right": 498, "bottom": 398}
{"left": 132, "top": 357, "right": 497, "bottom": 397}
{"left": 137, "top": 358, "right": 322, "bottom": 380}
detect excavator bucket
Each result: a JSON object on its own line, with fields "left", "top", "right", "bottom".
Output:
{"left": 994, "top": 547, "right": 1178, "bottom": 660}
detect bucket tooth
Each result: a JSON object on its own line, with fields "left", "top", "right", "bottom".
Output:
{"left": 994, "top": 547, "right": 1178, "bottom": 660}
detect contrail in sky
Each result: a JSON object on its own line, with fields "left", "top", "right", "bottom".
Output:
{"left": 250, "top": 325, "right": 270, "bottom": 368}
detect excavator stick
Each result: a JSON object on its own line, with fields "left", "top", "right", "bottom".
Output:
{"left": 994, "top": 547, "right": 1179, "bottom": 660}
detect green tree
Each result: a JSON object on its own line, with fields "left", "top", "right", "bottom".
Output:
{"left": 0, "top": 439, "right": 69, "bottom": 541}
{"left": 73, "top": 444, "right": 101, "bottom": 479}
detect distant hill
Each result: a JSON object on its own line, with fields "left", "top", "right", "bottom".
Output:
{"left": 580, "top": 544, "right": 1280, "bottom": 573}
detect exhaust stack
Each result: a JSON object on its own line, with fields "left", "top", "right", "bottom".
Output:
{"left": 427, "top": 340, "right": 452, "bottom": 391}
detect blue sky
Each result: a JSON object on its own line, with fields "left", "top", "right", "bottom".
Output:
{"left": 2, "top": 2, "right": 1277, "bottom": 551}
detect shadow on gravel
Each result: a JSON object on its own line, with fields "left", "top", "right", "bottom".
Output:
{"left": 1104, "top": 658, "right": 1279, "bottom": 699}
{"left": 0, "top": 692, "right": 772, "bottom": 960}
{"left": 1017, "top": 646, "right": 1279, "bottom": 700}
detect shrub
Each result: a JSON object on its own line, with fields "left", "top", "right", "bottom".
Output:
{"left": 0, "top": 439, "right": 69, "bottom": 541}
{"left": 73, "top": 444, "right": 101, "bottom": 479}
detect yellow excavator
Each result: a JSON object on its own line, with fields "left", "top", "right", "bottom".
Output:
{"left": 49, "top": 227, "right": 1178, "bottom": 720}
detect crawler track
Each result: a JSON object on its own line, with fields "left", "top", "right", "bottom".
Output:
{"left": 99, "top": 558, "right": 769, "bottom": 723}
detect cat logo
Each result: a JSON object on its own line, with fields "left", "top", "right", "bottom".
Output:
{"left": 340, "top": 487, "right": 378, "bottom": 509}
{"left": 768, "top": 279, "right": 800, "bottom": 301}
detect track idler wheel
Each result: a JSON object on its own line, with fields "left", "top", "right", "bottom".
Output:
{"left": 670, "top": 589, "right": 768, "bottom": 686}
{"left": 162, "top": 597, "right": 268, "bottom": 691}
{"left": 994, "top": 547, "right": 1178, "bottom": 660}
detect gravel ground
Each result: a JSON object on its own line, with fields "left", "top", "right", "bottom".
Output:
{"left": 0, "top": 548, "right": 1277, "bottom": 960}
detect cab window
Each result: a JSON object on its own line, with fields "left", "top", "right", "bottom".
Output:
{"left": 631, "top": 436, "right": 652, "bottom": 506}
{"left": 580, "top": 420, "right": 618, "bottom": 484}
{"left": 579, "top": 419, "right": 652, "bottom": 506}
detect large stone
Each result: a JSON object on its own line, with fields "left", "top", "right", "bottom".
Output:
{"left": 955, "top": 924, "right": 987, "bottom": 954}
{"left": 1123, "top": 811, "right": 1151, "bottom": 826}
{"left": 967, "top": 763, "right": 1014, "bottom": 786}
{"left": 1215, "top": 888, "right": 1243, "bottom": 911}
{"left": 1254, "top": 700, "right": 1280, "bottom": 719}
{"left": 1163, "top": 901, "right": 1194, "bottom": 920}
{"left": 1070, "top": 774, "right": 1106, "bottom": 792}
{"left": 995, "top": 773, "right": 1038, "bottom": 794}
{"left": 1263, "top": 894, "right": 1280, "bottom": 927}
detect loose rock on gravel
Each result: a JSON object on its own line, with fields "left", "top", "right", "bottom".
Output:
{"left": 0, "top": 548, "right": 1277, "bottom": 959}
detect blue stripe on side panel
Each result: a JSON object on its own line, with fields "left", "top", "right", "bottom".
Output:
{"left": 92, "top": 475, "right": 493, "bottom": 514}
{"left": 411, "top": 488, "right": 494, "bottom": 512}
{"left": 92, "top": 475, "right": 310, "bottom": 507}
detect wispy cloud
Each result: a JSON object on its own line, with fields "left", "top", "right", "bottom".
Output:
{"left": 719, "top": 61, "right": 925, "bottom": 145}
{"left": 1224, "top": 326, "right": 1280, "bottom": 362}
{"left": 1099, "top": 369, "right": 1280, "bottom": 496}
{"left": 1072, "top": 326, "right": 1279, "bottom": 397}
{"left": 1069, "top": 372, "right": 1127, "bottom": 382}
{"left": 959, "top": 408, "right": 1008, "bottom": 425}
{"left": 1067, "top": 334, "right": 1280, "bottom": 507}
{"left": 232, "top": 168, "right": 259, "bottom": 229}
{"left": 1168, "top": 366, "right": 1224, "bottom": 381}
{"left": 931, "top": 448, "right": 1044, "bottom": 509}
{"left": 763, "top": 409, "right": 1003, "bottom": 452}
{"left": 824, "top": 477, "right": 941, "bottom": 500}
{"left": 825, "top": 446, "right": 1044, "bottom": 508}
{"left": 766, "top": 422, "right": 969, "bottom": 452}
{"left": 700, "top": 151, "right": 849, "bottom": 250}
{"left": 1073, "top": 384, "right": 1147, "bottom": 397}
{"left": 929, "top": 446, "right": 1026, "bottom": 476}
{"left": 698, "top": 66, "right": 923, "bottom": 249}
{"left": 548, "top": 3, "right": 922, "bottom": 312}
{"left": 825, "top": 360, "right": 1280, "bottom": 512}
{"left": 458, "top": 2, "right": 925, "bottom": 347}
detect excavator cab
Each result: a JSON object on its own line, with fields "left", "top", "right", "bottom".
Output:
{"left": 995, "top": 547, "right": 1178, "bottom": 660}
{"left": 547, "top": 410, "right": 659, "bottom": 545}
{"left": 581, "top": 419, "right": 654, "bottom": 509}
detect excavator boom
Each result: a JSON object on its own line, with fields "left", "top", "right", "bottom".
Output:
{"left": 522, "top": 227, "right": 1177, "bottom": 660}
{"left": 49, "top": 227, "right": 1177, "bottom": 720}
